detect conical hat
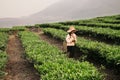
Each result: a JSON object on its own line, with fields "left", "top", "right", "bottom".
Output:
{"left": 67, "top": 26, "right": 76, "bottom": 33}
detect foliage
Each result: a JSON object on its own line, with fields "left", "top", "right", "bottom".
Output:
{"left": 39, "top": 23, "right": 120, "bottom": 45}
{"left": 0, "top": 32, "right": 8, "bottom": 77}
{"left": 42, "top": 28, "right": 120, "bottom": 69}
{"left": 19, "top": 31, "right": 104, "bottom": 80}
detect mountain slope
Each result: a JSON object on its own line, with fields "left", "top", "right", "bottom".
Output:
{"left": 31, "top": 0, "right": 120, "bottom": 20}
{"left": 0, "top": 0, "right": 120, "bottom": 27}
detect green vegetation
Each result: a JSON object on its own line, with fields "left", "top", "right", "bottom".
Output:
{"left": 92, "top": 18, "right": 120, "bottom": 24}
{"left": 0, "top": 50, "right": 7, "bottom": 76}
{"left": 79, "top": 23, "right": 120, "bottom": 30}
{"left": 0, "top": 28, "right": 11, "bottom": 32}
{"left": 12, "top": 26, "right": 26, "bottom": 31}
{"left": 0, "top": 14, "right": 120, "bottom": 79}
{"left": 0, "top": 26, "right": 26, "bottom": 32}
{"left": 19, "top": 31, "right": 104, "bottom": 80}
{"left": 37, "top": 23, "right": 120, "bottom": 45}
{"left": 0, "top": 32, "right": 8, "bottom": 77}
{"left": 0, "top": 32, "right": 8, "bottom": 50}
{"left": 42, "top": 28, "right": 120, "bottom": 70}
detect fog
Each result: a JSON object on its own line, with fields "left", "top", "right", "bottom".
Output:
{"left": 0, "top": 0, "right": 120, "bottom": 27}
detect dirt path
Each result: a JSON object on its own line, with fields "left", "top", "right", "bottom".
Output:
{"left": 4, "top": 34, "right": 40, "bottom": 80}
{"left": 31, "top": 28, "right": 120, "bottom": 80}
{"left": 39, "top": 33, "right": 63, "bottom": 51}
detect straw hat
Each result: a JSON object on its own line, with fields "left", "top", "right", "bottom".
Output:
{"left": 67, "top": 26, "right": 76, "bottom": 33}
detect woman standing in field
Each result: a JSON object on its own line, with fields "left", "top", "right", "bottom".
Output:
{"left": 66, "top": 26, "right": 77, "bottom": 58}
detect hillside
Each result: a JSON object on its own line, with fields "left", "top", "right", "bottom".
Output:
{"left": 0, "top": 0, "right": 120, "bottom": 27}
{"left": 31, "top": 0, "right": 120, "bottom": 20}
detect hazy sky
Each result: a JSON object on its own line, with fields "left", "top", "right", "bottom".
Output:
{"left": 0, "top": 0, "right": 60, "bottom": 18}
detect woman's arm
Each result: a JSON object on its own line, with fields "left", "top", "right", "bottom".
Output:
{"left": 66, "top": 34, "right": 73, "bottom": 43}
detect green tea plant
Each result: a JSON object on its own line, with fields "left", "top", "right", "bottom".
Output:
{"left": 38, "top": 23, "right": 120, "bottom": 45}
{"left": 19, "top": 31, "right": 104, "bottom": 80}
{"left": 0, "top": 50, "right": 7, "bottom": 76}
{"left": 43, "top": 28, "right": 120, "bottom": 70}
{"left": 0, "top": 32, "right": 8, "bottom": 77}
{"left": 0, "top": 32, "right": 8, "bottom": 50}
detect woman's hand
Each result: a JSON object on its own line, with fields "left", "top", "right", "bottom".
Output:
{"left": 72, "top": 40, "right": 75, "bottom": 42}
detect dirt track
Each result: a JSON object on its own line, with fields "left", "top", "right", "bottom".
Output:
{"left": 4, "top": 34, "right": 40, "bottom": 80}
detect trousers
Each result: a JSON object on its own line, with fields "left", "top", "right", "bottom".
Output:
{"left": 67, "top": 46, "right": 75, "bottom": 58}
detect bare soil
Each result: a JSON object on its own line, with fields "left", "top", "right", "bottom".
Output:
{"left": 3, "top": 34, "right": 40, "bottom": 80}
